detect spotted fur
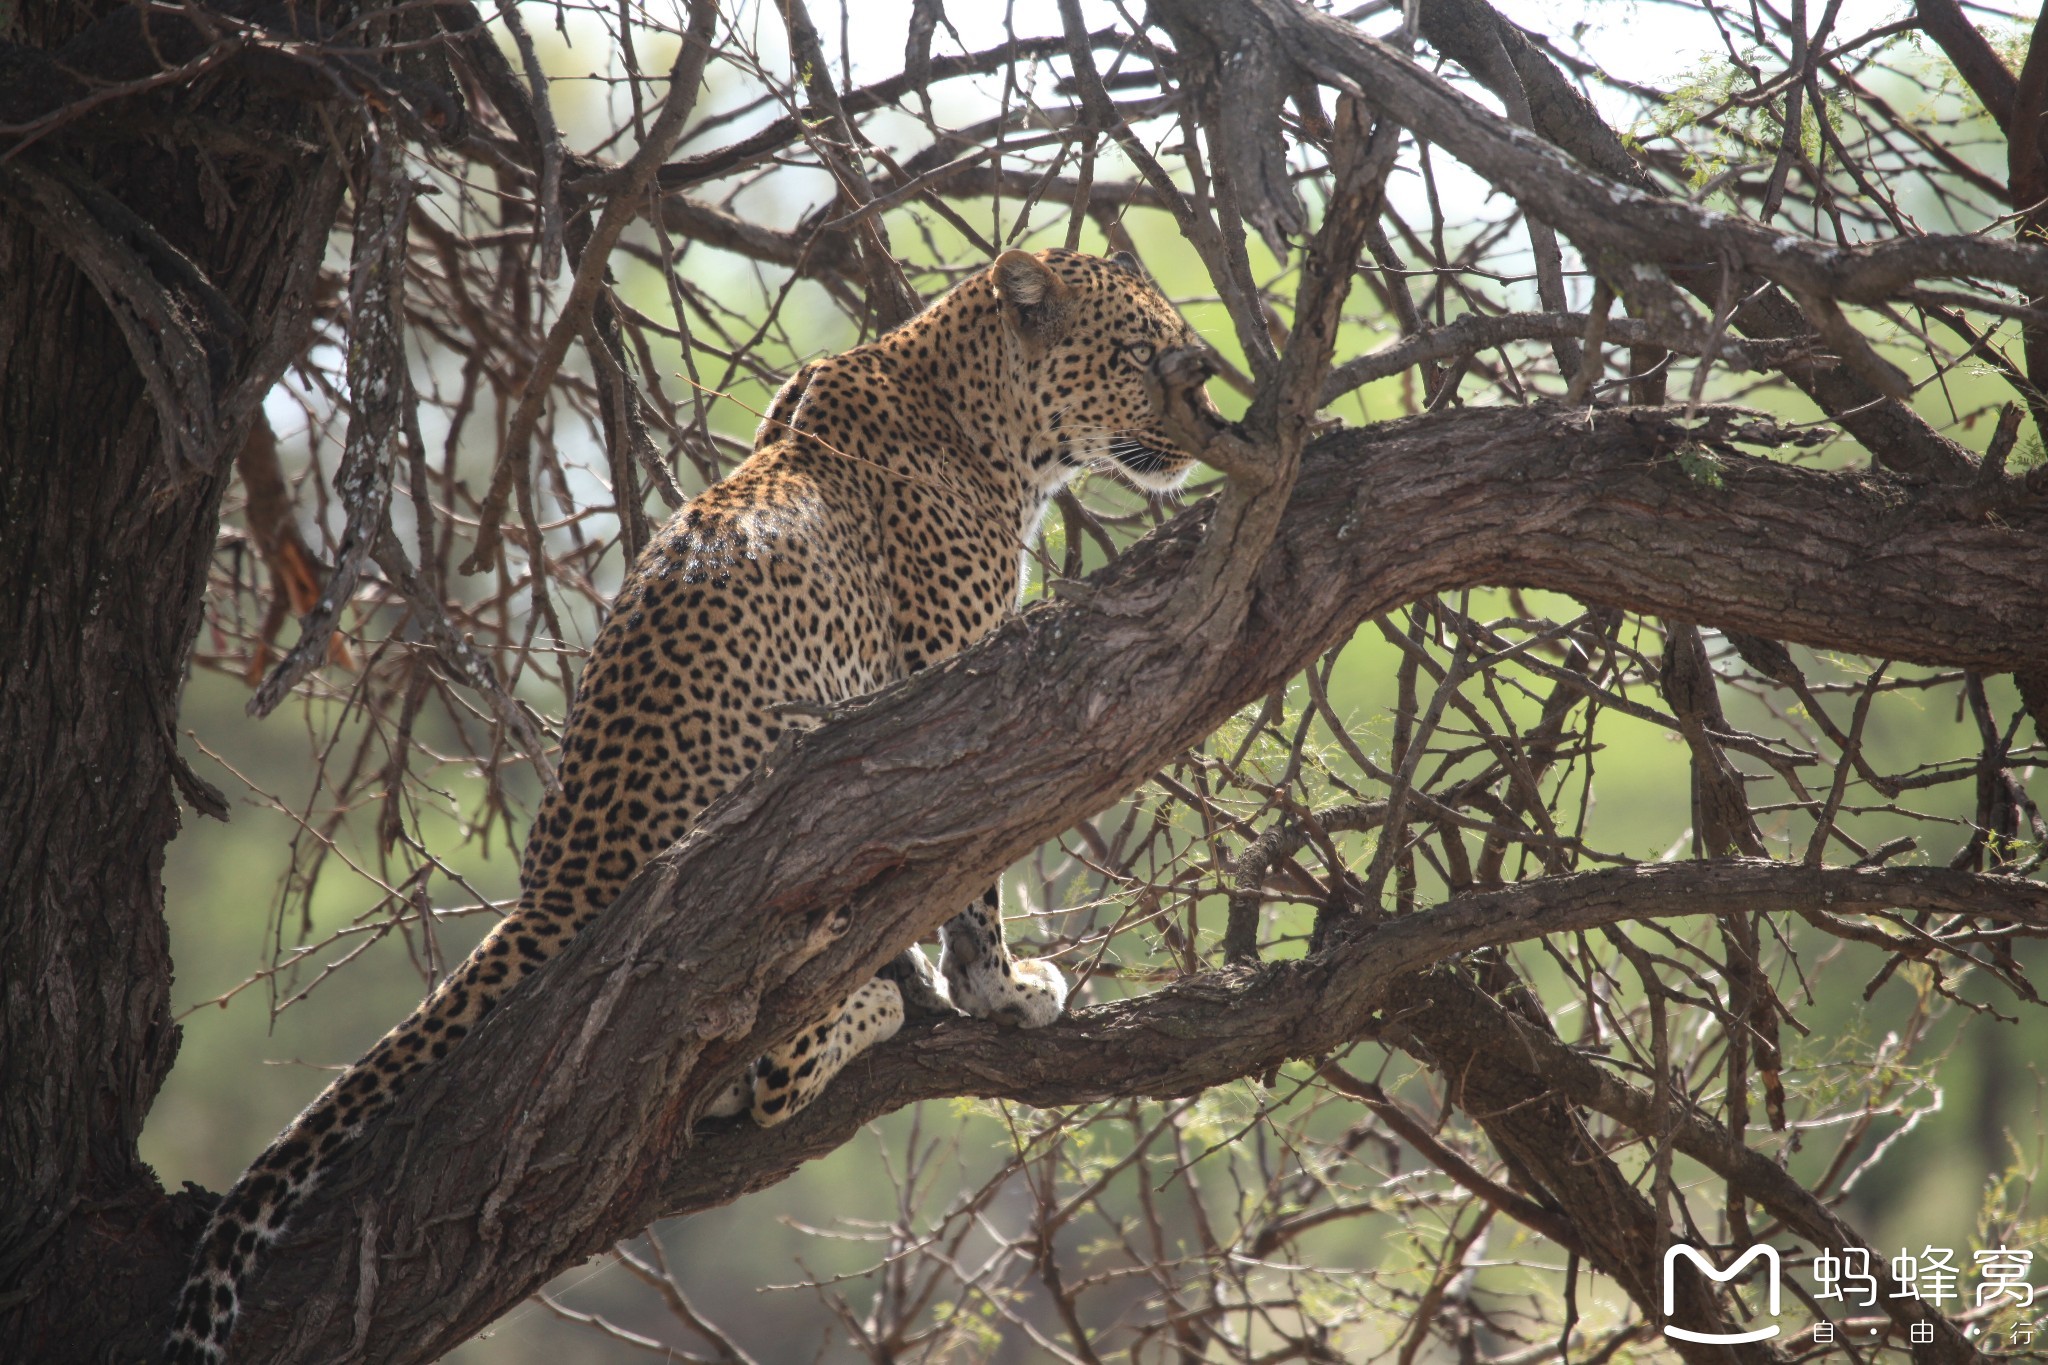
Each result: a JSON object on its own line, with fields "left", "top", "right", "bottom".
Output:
{"left": 163, "top": 248, "right": 1215, "bottom": 1361}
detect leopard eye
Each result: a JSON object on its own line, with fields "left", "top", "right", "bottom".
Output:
{"left": 1124, "top": 341, "right": 1156, "bottom": 365}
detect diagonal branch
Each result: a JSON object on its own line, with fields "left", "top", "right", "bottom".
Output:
{"left": 770, "top": 0, "right": 922, "bottom": 330}
{"left": 1427, "top": 965, "right": 1984, "bottom": 1362}
{"left": 1319, "top": 308, "right": 1826, "bottom": 402}
{"left": 240, "top": 854, "right": 2047, "bottom": 1362}
{"left": 221, "top": 403, "right": 2048, "bottom": 1363}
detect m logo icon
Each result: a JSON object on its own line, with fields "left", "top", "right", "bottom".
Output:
{"left": 1662, "top": 1243, "right": 1783, "bottom": 1344}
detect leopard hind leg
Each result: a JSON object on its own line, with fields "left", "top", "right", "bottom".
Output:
{"left": 750, "top": 976, "right": 904, "bottom": 1126}
{"left": 707, "top": 949, "right": 943, "bottom": 1124}
{"left": 940, "top": 886, "right": 1067, "bottom": 1027}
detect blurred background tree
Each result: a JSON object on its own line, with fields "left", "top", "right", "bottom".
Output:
{"left": 3, "top": 0, "right": 2047, "bottom": 1361}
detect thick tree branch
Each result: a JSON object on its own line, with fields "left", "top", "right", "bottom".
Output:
{"left": 1379, "top": 963, "right": 1787, "bottom": 1365}
{"left": 659, "top": 860, "right": 2046, "bottom": 1214}
{"left": 222, "top": 403, "right": 2048, "bottom": 1362}
{"left": 1178, "top": 0, "right": 2048, "bottom": 303}
{"left": 1424, "top": 967, "right": 1983, "bottom": 1362}
{"left": 1398, "top": 0, "right": 1987, "bottom": 478}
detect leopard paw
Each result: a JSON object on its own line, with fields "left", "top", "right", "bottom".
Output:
{"left": 949, "top": 953, "right": 1067, "bottom": 1028}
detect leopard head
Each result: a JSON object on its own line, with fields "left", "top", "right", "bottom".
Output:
{"left": 990, "top": 248, "right": 1222, "bottom": 493}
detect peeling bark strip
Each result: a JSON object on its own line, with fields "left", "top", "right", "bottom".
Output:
{"left": 231, "top": 404, "right": 2048, "bottom": 1363}
{"left": 248, "top": 128, "right": 412, "bottom": 719}
{"left": 0, "top": 156, "right": 231, "bottom": 472}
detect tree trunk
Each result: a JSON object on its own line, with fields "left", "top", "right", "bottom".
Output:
{"left": 0, "top": 5, "right": 345, "bottom": 1354}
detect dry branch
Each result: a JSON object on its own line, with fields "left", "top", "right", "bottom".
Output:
{"left": 462, "top": 0, "right": 719, "bottom": 576}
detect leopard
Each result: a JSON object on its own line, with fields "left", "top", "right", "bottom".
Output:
{"left": 163, "top": 247, "right": 1221, "bottom": 1362}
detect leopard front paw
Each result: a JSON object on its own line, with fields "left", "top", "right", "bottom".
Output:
{"left": 949, "top": 954, "right": 1067, "bottom": 1028}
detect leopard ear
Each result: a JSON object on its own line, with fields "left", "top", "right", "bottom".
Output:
{"left": 992, "top": 249, "right": 1071, "bottom": 353}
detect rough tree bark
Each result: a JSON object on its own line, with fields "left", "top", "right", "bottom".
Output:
{"left": 0, "top": 1, "right": 346, "bottom": 1357}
